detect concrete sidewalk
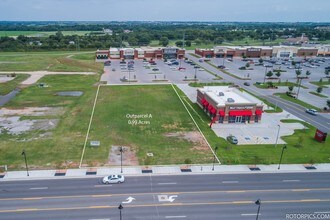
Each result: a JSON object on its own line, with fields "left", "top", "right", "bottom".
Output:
{"left": 1, "top": 163, "right": 330, "bottom": 181}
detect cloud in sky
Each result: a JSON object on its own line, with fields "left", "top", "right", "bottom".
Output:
{"left": 0, "top": 0, "right": 329, "bottom": 22}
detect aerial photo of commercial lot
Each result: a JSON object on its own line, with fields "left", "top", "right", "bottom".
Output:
{"left": 0, "top": 0, "right": 330, "bottom": 219}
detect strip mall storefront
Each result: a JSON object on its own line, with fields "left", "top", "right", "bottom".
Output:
{"left": 197, "top": 87, "right": 264, "bottom": 124}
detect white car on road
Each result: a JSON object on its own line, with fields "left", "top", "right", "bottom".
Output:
{"left": 102, "top": 175, "right": 125, "bottom": 184}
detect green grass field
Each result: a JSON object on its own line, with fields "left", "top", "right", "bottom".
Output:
{"left": 83, "top": 85, "right": 214, "bottom": 166}
{"left": 0, "top": 51, "right": 102, "bottom": 72}
{"left": 0, "top": 74, "right": 30, "bottom": 95}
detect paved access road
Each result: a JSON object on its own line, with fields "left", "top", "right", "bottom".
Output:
{"left": 1, "top": 173, "right": 330, "bottom": 220}
{"left": 185, "top": 53, "right": 330, "bottom": 133}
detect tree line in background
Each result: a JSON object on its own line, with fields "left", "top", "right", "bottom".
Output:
{"left": 0, "top": 22, "right": 329, "bottom": 52}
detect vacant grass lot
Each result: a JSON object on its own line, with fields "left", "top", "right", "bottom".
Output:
{"left": 0, "top": 74, "right": 100, "bottom": 169}
{"left": 84, "top": 85, "right": 214, "bottom": 166}
{"left": 0, "top": 51, "right": 102, "bottom": 72}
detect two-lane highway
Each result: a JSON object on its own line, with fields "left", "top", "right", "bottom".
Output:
{"left": 1, "top": 173, "right": 330, "bottom": 219}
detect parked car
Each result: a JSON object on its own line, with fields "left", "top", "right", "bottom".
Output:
{"left": 243, "top": 82, "right": 250, "bottom": 86}
{"left": 102, "top": 175, "right": 125, "bottom": 184}
{"left": 305, "top": 109, "right": 318, "bottom": 116}
{"left": 227, "top": 135, "right": 238, "bottom": 144}
{"left": 199, "top": 59, "right": 204, "bottom": 62}
{"left": 152, "top": 68, "right": 159, "bottom": 71}
{"left": 178, "top": 67, "right": 186, "bottom": 71}
{"left": 217, "top": 65, "right": 226, "bottom": 69}
{"left": 263, "top": 64, "right": 273, "bottom": 68}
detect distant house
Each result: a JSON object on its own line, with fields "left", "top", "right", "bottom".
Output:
{"left": 103, "top": 28, "right": 113, "bottom": 35}
{"left": 69, "top": 41, "right": 75, "bottom": 45}
{"left": 123, "top": 30, "right": 133, "bottom": 33}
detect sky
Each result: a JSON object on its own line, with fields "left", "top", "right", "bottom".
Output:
{"left": 0, "top": 0, "right": 329, "bottom": 22}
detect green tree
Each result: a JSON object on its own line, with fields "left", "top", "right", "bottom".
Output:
{"left": 317, "top": 87, "right": 323, "bottom": 94}
{"left": 288, "top": 86, "right": 294, "bottom": 92}
{"left": 325, "top": 69, "right": 330, "bottom": 77}
{"left": 266, "top": 71, "right": 273, "bottom": 78}
{"left": 295, "top": 70, "right": 301, "bottom": 78}
{"left": 175, "top": 40, "right": 183, "bottom": 47}
{"left": 258, "top": 58, "right": 263, "bottom": 64}
{"left": 305, "top": 70, "right": 311, "bottom": 77}
{"left": 327, "top": 100, "right": 330, "bottom": 108}
{"left": 159, "top": 37, "right": 169, "bottom": 47}
{"left": 245, "top": 62, "right": 250, "bottom": 68}
{"left": 185, "top": 40, "right": 192, "bottom": 47}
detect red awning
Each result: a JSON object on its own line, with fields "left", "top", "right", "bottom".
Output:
{"left": 203, "top": 100, "right": 209, "bottom": 106}
{"left": 229, "top": 110, "right": 252, "bottom": 116}
{"left": 211, "top": 108, "right": 216, "bottom": 114}
{"left": 208, "top": 105, "right": 213, "bottom": 111}
{"left": 219, "top": 110, "right": 225, "bottom": 116}
{"left": 255, "top": 110, "right": 263, "bottom": 115}
{"left": 201, "top": 98, "right": 206, "bottom": 104}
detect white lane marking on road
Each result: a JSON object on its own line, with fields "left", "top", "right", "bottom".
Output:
{"left": 94, "top": 185, "right": 112, "bottom": 187}
{"left": 157, "top": 182, "right": 177, "bottom": 185}
{"left": 282, "top": 180, "right": 301, "bottom": 182}
{"left": 222, "top": 181, "right": 239, "bottom": 184}
{"left": 122, "top": 196, "right": 135, "bottom": 204}
{"left": 29, "top": 187, "right": 48, "bottom": 190}
{"left": 241, "top": 213, "right": 261, "bottom": 216}
{"left": 89, "top": 218, "right": 110, "bottom": 220}
{"left": 165, "top": 216, "right": 187, "bottom": 218}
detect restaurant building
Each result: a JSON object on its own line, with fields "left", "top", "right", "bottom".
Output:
{"left": 197, "top": 86, "right": 264, "bottom": 124}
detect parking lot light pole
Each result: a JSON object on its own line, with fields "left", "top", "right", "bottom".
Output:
{"left": 263, "top": 66, "right": 268, "bottom": 83}
{"left": 278, "top": 145, "right": 287, "bottom": 170}
{"left": 194, "top": 68, "right": 197, "bottom": 83}
{"left": 212, "top": 146, "right": 219, "bottom": 171}
{"left": 21, "top": 149, "right": 29, "bottom": 176}
{"left": 118, "top": 204, "right": 123, "bottom": 220}
{"left": 119, "top": 147, "right": 123, "bottom": 173}
{"left": 274, "top": 124, "right": 281, "bottom": 148}
{"left": 255, "top": 199, "right": 261, "bottom": 220}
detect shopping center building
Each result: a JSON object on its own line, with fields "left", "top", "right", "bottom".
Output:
{"left": 96, "top": 46, "right": 185, "bottom": 60}
{"left": 195, "top": 45, "right": 319, "bottom": 58}
{"left": 197, "top": 86, "right": 264, "bottom": 124}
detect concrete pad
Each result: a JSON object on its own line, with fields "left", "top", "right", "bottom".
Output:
{"left": 258, "top": 164, "right": 306, "bottom": 171}
{"left": 314, "top": 163, "right": 330, "bottom": 171}
{"left": 66, "top": 169, "right": 87, "bottom": 177}
{"left": 97, "top": 167, "right": 141, "bottom": 175}
{"left": 212, "top": 110, "right": 305, "bottom": 145}
{"left": 4, "top": 170, "right": 55, "bottom": 179}
{"left": 152, "top": 166, "right": 181, "bottom": 174}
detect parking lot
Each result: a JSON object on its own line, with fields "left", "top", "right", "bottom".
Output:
{"left": 100, "top": 59, "right": 219, "bottom": 84}
{"left": 209, "top": 57, "right": 330, "bottom": 83}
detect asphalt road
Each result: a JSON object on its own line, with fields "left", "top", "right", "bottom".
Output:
{"left": 1, "top": 173, "right": 330, "bottom": 219}
{"left": 185, "top": 53, "right": 330, "bottom": 133}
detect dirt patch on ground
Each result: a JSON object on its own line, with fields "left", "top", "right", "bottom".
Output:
{"left": 164, "top": 131, "right": 209, "bottom": 150}
{"left": 162, "top": 122, "right": 183, "bottom": 130}
{"left": 0, "top": 107, "right": 65, "bottom": 116}
{"left": 108, "top": 146, "right": 139, "bottom": 166}
{"left": 0, "top": 107, "right": 64, "bottom": 135}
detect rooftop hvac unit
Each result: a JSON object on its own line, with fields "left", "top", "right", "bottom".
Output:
{"left": 227, "top": 98, "right": 235, "bottom": 103}
{"left": 219, "top": 92, "right": 224, "bottom": 96}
